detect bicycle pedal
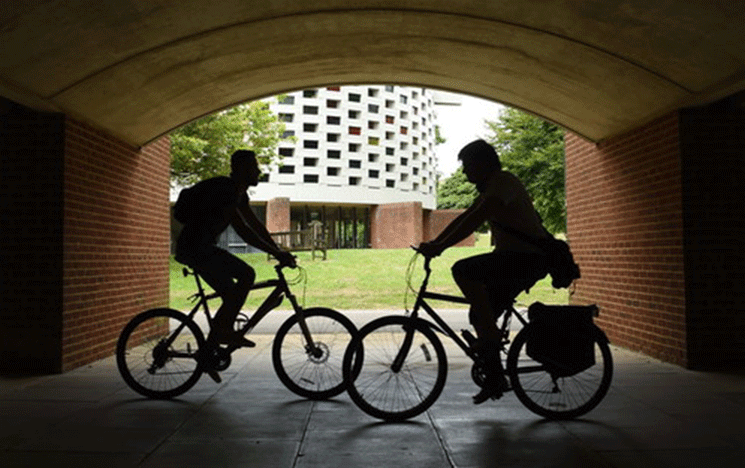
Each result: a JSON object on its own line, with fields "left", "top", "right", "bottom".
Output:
{"left": 205, "top": 368, "right": 222, "bottom": 383}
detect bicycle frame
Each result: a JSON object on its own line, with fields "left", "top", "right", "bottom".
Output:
{"left": 179, "top": 265, "right": 318, "bottom": 352}
{"left": 406, "top": 256, "right": 529, "bottom": 362}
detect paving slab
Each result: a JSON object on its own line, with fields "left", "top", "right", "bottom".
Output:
{"left": 1, "top": 313, "right": 744, "bottom": 468}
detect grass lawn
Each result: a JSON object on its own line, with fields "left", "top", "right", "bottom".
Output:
{"left": 170, "top": 238, "right": 568, "bottom": 312}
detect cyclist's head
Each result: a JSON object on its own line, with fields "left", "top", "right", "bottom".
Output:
{"left": 458, "top": 140, "right": 501, "bottom": 171}
{"left": 458, "top": 140, "right": 501, "bottom": 190}
{"left": 231, "top": 150, "right": 261, "bottom": 186}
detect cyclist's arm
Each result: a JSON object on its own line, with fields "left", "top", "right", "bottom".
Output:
{"left": 232, "top": 205, "right": 295, "bottom": 264}
{"left": 421, "top": 195, "right": 490, "bottom": 255}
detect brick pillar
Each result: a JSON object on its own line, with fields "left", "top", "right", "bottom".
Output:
{"left": 370, "top": 202, "right": 423, "bottom": 248}
{"left": 266, "top": 197, "right": 291, "bottom": 232}
{"left": 679, "top": 97, "right": 745, "bottom": 370}
{"left": 1, "top": 98, "right": 171, "bottom": 374}
{"left": 1, "top": 99, "right": 65, "bottom": 373}
{"left": 425, "top": 209, "right": 475, "bottom": 246}
{"left": 565, "top": 113, "right": 687, "bottom": 366}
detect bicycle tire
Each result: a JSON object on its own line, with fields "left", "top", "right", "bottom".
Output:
{"left": 343, "top": 315, "right": 447, "bottom": 422}
{"left": 116, "top": 308, "right": 205, "bottom": 399}
{"left": 506, "top": 324, "right": 613, "bottom": 419}
{"left": 272, "top": 307, "right": 357, "bottom": 400}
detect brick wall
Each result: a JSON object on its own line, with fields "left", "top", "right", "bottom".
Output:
{"left": 371, "top": 202, "right": 424, "bottom": 248}
{"left": 424, "top": 209, "right": 475, "bottom": 247}
{"left": 1, "top": 100, "right": 65, "bottom": 373}
{"left": 62, "top": 119, "right": 170, "bottom": 371}
{"left": 266, "top": 197, "right": 291, "bottom": 232}
{"left": 679, "top": 98, "right": 745, "bottom": 369}
{"left": 565, "top": 113, "right": 688, "bottom": 365}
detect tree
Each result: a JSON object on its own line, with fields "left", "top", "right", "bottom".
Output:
{"left": 170, "top": 100, "right": 288, "bottom": 186}
{"left": 485, "top": 108, "right": 566, "bottom": 234}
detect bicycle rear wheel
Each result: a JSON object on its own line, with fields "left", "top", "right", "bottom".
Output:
{"left": 272, "top": 307, "right": 357, "bottom": 400}
{"left": 343, "top": 315, "right": 447, "bottom": 422}
{"left": 506, "top": 325, "right": 613, "bottom": 419}
{"left": 116, "top": 308, "right": 205, "bottom": 399}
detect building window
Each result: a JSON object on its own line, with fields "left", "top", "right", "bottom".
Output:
{"left": 278, "top": 113, "right": 294, "bottom": 122}
{"left": 400, "top": 126, "right": 408, "bottom": 135}
{"left": 368, "top": 88, "right": 380, "bottom": 97}
{"left": 304, "top": 158, "right": 318, "bottom": 167}
{"left": 386, "top": 147, "right": 395, "bottom": 156}
{"left": 348, "top": 110, "right": 360, "bottom": 119}
{"left": 400, "top": 95, "right": 407, "bottom": 104}
{"left": 303, "top": 140, "right": 318, "bottom": 149}
{"left": 385, "top": 163, "right": 395, "bottom": 172}
{"left": 278, "top": 95, "right": 295, "bottom": 104}
{"left": 385, "top": 85, "right": 395, "bottom": 92}
{"left": 348, "top": 93, "right": 361, "bottom": 102}
{"left": 368, "top": 104, "right": 379, "bottom": 113}
{"left": 282, "top": 130, "right": 295, "bottom": 138}
{"left": 400, "top": 142, "right": 408, "bottom": 150}
{"left": 349, "top": 126, "right": 361, "bottom": 135}
{"left": 327, "top": 116, "right": 341, "bottom": 125}
{"left": 303, "top": 123, "right": 318, "bottom": 132}
{"left": 386, "top": 179, "right": 395, "bottom": 188}
{"left": 400, "top": 157, "right": 408, "bottom": 166}
{"left": 368, "top": 153, "right": 379, "bottom": 162}
{"left": 327, "top": 149, "right": 341, "bottom": 159}
{"left": 385, "top": 115, "right": 395, "bottom": 124}
{"left": 326, "top": 99, "right": 340, "bottom": 108}
{"left": 368, "top": 120, "right": 379, "bottom": 130}
{"left": 327, "top": 133, "right": 340, "bottom": 142}
{"left": 349, "top": 143, "right": 360, "bottom": 152}
{"left": 385, "top": 99, "right": 395, "bottom": 109}
{"left": 367, "top": 136, "right": 379, "bottom": 146}
{"left": 349, "top": 177, "right": 361, "bottom": 186}
{"left": 368, "top": 170, "right": 379, "bottom": 179}
{"left": 279, "top": 148, "right": 294, "bottom": 157}
{"left": 327, "top": 86, "right": 340, "bottom": 91}
{"left": 304, "top": 174, "right": 319, "bottom": 183}
{"left": 303, "top": 106, "right": 318, "bottom": 115}
{"left": 303, "top": 89, "right": 318, "bottom": 98}
{"left": 349, "top": 160, "right": 362, "bottom": 169}
{"left": 278, "top": 165, "right": 295, "bottom": 174}
{"left": 327, "top": 167, "right": 340, "bottom": 176}
{"left": 400, "top": 173, "right": 409, "bottom": 182}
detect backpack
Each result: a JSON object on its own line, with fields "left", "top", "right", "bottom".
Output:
{"left": 526, "top": 302, "right": 597, "bottom": 377}
{"left": 173, "top": 176, "right": 234, "bottom": 225}
{"left": 173, "top": 185, "right": 201, "bottom": 225}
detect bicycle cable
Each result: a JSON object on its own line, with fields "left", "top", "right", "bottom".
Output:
{"left": 403, "top": 252, "right": 421, "bottom": 314}
{"left": 284, "top": 265, "right": 308, "bottom": 308}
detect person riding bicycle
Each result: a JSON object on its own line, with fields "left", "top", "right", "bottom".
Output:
{"left": 418, "top": 140, "right": 550, "bottom": 404}
{"left": 175, "top": 150, "right": 296, "bottom": 351}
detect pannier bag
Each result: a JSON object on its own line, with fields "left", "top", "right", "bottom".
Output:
{"left": 526, "top": 302, "right": 598, "bottom": 377}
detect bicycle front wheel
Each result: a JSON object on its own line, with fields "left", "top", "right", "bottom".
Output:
{"left": 272, "top": 307, "right": 357, "bottom": 400}
{"left": 506, "top": 325, "right": 613, "bottom": 419}
{"left": 116, "top": 308, "right": 205, "bottom": 399}
{"left": 343, "top": 315, "right": 447, "bottom": 422}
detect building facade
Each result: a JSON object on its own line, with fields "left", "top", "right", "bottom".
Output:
{"left": 221, "top": 85, "right": 472, "bottom": 251}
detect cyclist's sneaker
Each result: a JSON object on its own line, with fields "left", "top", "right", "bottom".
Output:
{"left": 472, "top": 373, "right": 510, "bottom": 404}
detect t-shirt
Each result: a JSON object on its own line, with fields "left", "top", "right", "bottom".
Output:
{"left": 480, "top": 170, "right": 549, "bottom": 253}
{"left": 175, "top": 176, "right": 247, "bottom": 264}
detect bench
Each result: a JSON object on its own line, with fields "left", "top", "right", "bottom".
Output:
{"left": 268, "top": 222, "right": 328, "bottom": 260}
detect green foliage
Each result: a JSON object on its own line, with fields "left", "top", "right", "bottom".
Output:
{"left": 170, "top": 100, "right": 289, "bottom": 186}
{"left": 484, "top": 108, "right": 566, "bottom": 234}
{"left": 436, "top": 167, "right": 478, "bottom": 210}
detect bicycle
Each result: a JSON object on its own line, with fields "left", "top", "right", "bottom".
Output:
{"left": 342, "top": 251, "right": 613, "bottom": 421}
{"left": 116, "top": 263, "right": 357, "bottom": 400}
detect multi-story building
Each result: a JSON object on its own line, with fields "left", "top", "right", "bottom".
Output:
{"left": 219, "top": 85, "right": 473, "bottom": 251}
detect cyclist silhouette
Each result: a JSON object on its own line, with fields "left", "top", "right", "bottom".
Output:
{"left": 418, "top": 140, "right": 550, "bottom": 404}
{"left": 175, "top": 150, "right": 296, "bottom": 349}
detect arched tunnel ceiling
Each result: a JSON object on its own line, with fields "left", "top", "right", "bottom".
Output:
{"left": 2, "top": 1, "right": 744, "bottom": 146}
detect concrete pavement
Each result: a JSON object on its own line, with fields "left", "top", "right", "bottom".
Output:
{"left": 1, "top": 310, "right": 744, "bottom": 468}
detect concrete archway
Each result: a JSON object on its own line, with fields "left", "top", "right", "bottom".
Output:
{"left": 2, "top": 1, "right": 744, "bottom": 372}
